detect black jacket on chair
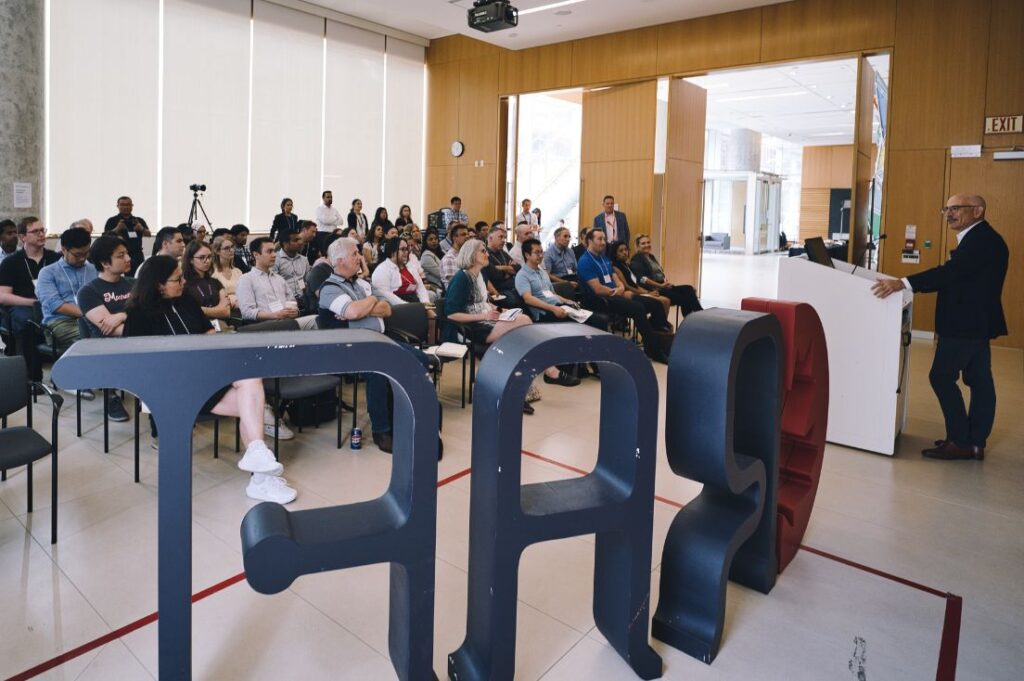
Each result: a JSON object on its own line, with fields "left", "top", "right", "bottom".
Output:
{"left": 906, "top": 220, "right": 1008, "bottom": 340}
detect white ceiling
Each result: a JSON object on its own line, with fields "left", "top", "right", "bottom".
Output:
{"left": 684, "top": 54, "right": 889, "bottom": 147}
{"left": 304, "top": 0, "right": 784, "bottom": 50}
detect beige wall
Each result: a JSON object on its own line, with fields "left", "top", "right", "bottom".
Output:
{"left": 426, "top": 0, "right": 1024, "bottom": 347}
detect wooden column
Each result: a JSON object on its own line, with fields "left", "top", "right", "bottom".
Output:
{"left": 663, "top": 78, "right": 707, "bottom": 291}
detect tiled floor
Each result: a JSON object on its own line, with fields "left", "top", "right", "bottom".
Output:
{"left": 1, "top": 328, "right": 1022, "bottom": 679}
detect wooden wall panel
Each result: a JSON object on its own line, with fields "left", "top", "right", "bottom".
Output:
{"left": 425, "top": 61, "right": 460, "bottom": 168}
{"left": 580, "top": 160, "right": 654, "bottom": 241}
{"left": 656, "top": 8, "right": 763, "bottom": 75}
{"left": 761, "top": 0, "right": 896, "bottom": 62}
{"left": 850, "top": 57, "right": 875, "bottom": 265}
{"left": 456, "top": 163, "right": 500, "bottom": 224}
{"left": 983, "top": 0, "right": 1024, "bottom": 148}
{"left": 801, "top": 146, "right": 832, "bottom": 188}
{"left": 458, "top": 58, "right": 500, "bottom": 167}
{"left": 570, "top": 27, "right": 659, "bottom": 86}
{"left": 424, "top": 165, "right": 456, "bottom": 214}
{"left": 581, "top": 81, "right": 657, "bottom": 163}
{"left": 662, "top": 159, "right": 704, "bottom": 292}
{"left": 890, "top": 0, "right": 990, "bottom": 150}
{"left": 426, "top": 34, "right": 500, "bottom": 65}
{"left": 666, "top": 79, "right": 707, "bottom": 164}
{"left": 879, "top": 149, "right": 947, "bottom": 333}
{"left": 498, "top": 43, "right": 573, "bottom": 95}
{"left": 829, "top": 145, "right": 854, "bottom": 186}
{"left": 799, "top": 188, "right": 831, "bottom": 242}
{"left": 949, "top": 154, "right": 1023, "bottom": 348}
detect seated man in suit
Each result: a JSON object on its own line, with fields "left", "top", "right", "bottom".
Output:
{"left": 592, "top": 194, "right": 630, "bottom": 248}
{"left": 872, "top": 194, "right": 1009, "bottom": 461}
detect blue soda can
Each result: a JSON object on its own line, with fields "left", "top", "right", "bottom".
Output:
{"left": 350, "top": 427, "right": 362, "bottom": 450}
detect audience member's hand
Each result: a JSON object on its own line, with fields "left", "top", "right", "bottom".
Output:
{"left": 482, "top": 308, "right": 500, "bottom": 321}
{"left": 426, "top": 309, "right": 437, "bottom": 320}
{"left": 98, "top": 316, "right": 120, "bottom": 336}
{"left": 552, "top": 306, "right": 568, "bottom": 319}
{"left": 279, "top": 307, "right": 300, "bottom": 319}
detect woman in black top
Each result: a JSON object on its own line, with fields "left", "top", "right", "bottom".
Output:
{"left": 394, "top": 204, "right": 413, "bottom": 228}
{"left": 347, "top": 198, "right": 368, "bottom": 241}
{"left": 123, "top": 255, "right": 296, "bottom": 504}
{"left": 181, "top": 240, "right": 231, "bottom": 328}
{"left": 608, "top": 240, "right": 672, "bottom": 332}
{"left": 270, "top": 197, "right": 298, "bottom": 243}
{"left": 629, "top": 234, "right": 703, "bottom": 316}
{"left": 370, "top": 206, "right": 394, "bottom": 235}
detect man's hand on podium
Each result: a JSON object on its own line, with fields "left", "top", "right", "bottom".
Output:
{"left": 871, "top": 278, "right": 906, "bottom": 299}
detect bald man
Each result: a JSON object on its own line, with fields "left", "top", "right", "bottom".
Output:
{"left": 872, "top": 194, "right": 1009, "bottom": 460}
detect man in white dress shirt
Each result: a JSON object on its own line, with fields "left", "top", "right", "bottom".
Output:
{"left": 315, "top": 190, "right": 343, "bottom": 254}
{"left": 516, "top": 198, "right": 538, "bottom": 229}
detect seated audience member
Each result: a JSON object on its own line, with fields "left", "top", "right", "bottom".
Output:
{"left": 103, "top": 195, "right": 150, "bottom": 273}
{"left": 69, "top": 218, "right": 94, "bottom": 235}
{"left": 298, "top": 219, "right": 321, "bottom": 266}
{"left": 77, "top": 235, "right": 134, "bottom": 420}
{"left": 236, "top": 238, "right": 318, "bottom": 330}
{"left": 516, "top": 238, "right": 606, "bottom": 330}
{"left": 0, "top": 219, "right": 18, "bottom": 264}
{"left": 629, "top": 234, "right": 703, "bottom": 317}
{"left": 139, "top": 226, "right": 186, "bottom": 278}
{"left": 470, "top": 221, "right": 488, "bottom": 241}
{"left": 270, "top": 197, "right": 298, "bottom": 244}
{"left": 508, "top": 221, "right": 533, "bottom": 267}
{"left": 439, "top": 220, "right": 465, "bottom": 254}
{"left": 0, "top": 217, "right": 60, "bottom": 378}
{"left": 573, "top": 226, "right": 590, "bottom": 261}
{"left": 123, "top": 255, "right": 296, "bottom": 504}
{"left": 371, "top": 206, "right": 394, "bottom": 236}
{"left": 371, "top": 236, "right": 432, "bottom": 305}
{"left": 440, "top": 224, "right": 470, "bottom": 287}
{"left": 609, "top": 240, "right": 672, "bottom": 329}
{"left": 439, "top": 196, "right": 468, "bottom": 245}
{"left": 36, "top": 226, "right": 97, "bottom": 357}
{"left": 193, "top": 223, "right": 208, "bottom": 244}
{"left": 211, "top": 227, "right": 230, "bottom": 240}
{"left": 578, "top": 229, "right": 669, "bottom": 364}
{"left": 273, "top": 227, "right": 311, "bottom": 310}
{"left": 484, "top": 223, "right": 523, "bottom": 307}
{"left": 318, "top": 237, "right": 438, "bottom": 454}
{"left": 444, "top": 239, "right": 567, "bottom": 411}
{"left": 230, "top": 224, "right": 254, "bottom": 272}
{"left": 177, "top": 223, "right": 195, "bottom": 246}
{"left": 419, "top": 228, "right": 445, "bottom": 290}
{"left": 211, "top": 234, "right": 243, "bottom": 309}
{"left": 182, "top": 240, "right": 231, "bottom": 329}
{"left": 401, "top": 224, "right": 430, "bottom": 288}
{"left": 394, "top": 204, "right": 414, "bottom": 228}
{"left": 542, "top": 226, "right": 579, "bottom": 286}
{"left": 363, "top": 223, "right": 385, "bottom": 268}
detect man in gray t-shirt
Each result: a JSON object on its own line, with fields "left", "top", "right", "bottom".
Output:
{"left": 515, "top": 238, "right": 607, "bottom": 331}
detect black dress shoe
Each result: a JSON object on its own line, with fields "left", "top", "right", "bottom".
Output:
{"left": 544, "top": 370, "right": 581, "bottom": 387}
{"left": 649, "top": 351, "right": 670, "bottom": 365}
{"left": 923, "top": 441, "right": 981, "bottom": 460}
{"left": 372, "top": 431, "right": 393, "bottom": 453}
{"left": 522, "top": 402, "right": 535, "bottom": 415}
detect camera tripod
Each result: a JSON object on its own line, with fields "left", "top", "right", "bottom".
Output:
{"left": 186, "top": 189, "right": 212, "bottom": 229}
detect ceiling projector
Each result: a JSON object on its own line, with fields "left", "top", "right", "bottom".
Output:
{"left": 468, "top": 0, "right": 518, "bottom": 33}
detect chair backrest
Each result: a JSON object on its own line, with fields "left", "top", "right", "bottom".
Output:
{"left": 552, "top": 281, "right": 576, "bottom": 300}
{"left": 0, "top": 356, "right": 28, "bottom": 417}
{"left": 236, "top": 319, "right": 301, "bottom": 333}
{"left": 385, "top": 302, "right": 429, "bottom": 344}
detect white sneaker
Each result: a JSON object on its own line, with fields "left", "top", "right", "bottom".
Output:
{"left": 246, "top": 474, "right": 297, "bottom": 504}
{"left": 237, "top": 441, "right": 284, "bottom": 476}
{"left": 263, "top": 406, "right": 295, "bottom": 440}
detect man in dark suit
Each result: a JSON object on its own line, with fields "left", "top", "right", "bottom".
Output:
{"left": 872, "top": 194, "right": 1009, "bottom": 460}
{"left": 592, "top": 194, "right": 630, "bottom": 248}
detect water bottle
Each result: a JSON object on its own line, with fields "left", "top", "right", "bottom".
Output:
{"left": 350, "top": 427, "right": 362, "bottom": 450}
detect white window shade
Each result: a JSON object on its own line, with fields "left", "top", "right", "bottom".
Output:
{"left": 162, "top": 0, "right": 250, "bottom": 230}
{"left": 383, "top": 37, "right": 425, "bottom": 224}
{"left": 324, "top": 21, "right": 385, "bottom": 218}
{"left": 249, "top": 0, "right": 323, "bottom": 231}
{"left": 48, "top": 0, "right": 159, "bottom": 232}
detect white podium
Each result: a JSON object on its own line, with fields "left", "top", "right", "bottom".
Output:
{"left": 777, "top": 256, "right": 912, "bottom": 455}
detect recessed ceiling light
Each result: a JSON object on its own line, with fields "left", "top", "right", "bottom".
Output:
{"left": 717, "top": 91, "right": 808, "bottom": 103}
{"left": 519, "top": 0, "right": 587, "bottom": 16}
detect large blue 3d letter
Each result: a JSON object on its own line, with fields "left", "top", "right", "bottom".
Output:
{"left": 53, "top": 330, "right": 439, "bottom": 681}
{"left": 449, "top": 324, "right": 662, "bottom": 681}
{"left": 653, "top": 308, "right": 782, "bottom": 663}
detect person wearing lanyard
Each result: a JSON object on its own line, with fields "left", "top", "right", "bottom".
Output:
{"left": 103, "top": 195, "right": 151, "bottom": 274}
{"left": 182, "top": 240, "right": 231, "bottom": 330}
{"left": 124, "top": 255, "right": 298, "bottom": 504}
{"left": 236, "top": 237, "right": 318, "bottom": 330}
{"left": 35, "top": 227, "right": 97, "bottom": 358}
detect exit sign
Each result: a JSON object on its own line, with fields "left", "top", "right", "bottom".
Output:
{"left": 985, "top": 115, "right": 1023, "bottom": 134}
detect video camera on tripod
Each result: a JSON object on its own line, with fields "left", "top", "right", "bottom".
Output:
{"left": 186, "top": 183, "right": 212, "bottom": 229}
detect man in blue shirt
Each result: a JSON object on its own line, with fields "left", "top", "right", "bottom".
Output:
{"left": 439, "top": 196, "right": 468, "bottom": 245}
{"left": 516, "top": 238, "right": 605, "bottom": 330}
{"left": 578, "top": 229, "right": 667, "bottom": 363}
{"left": 542, "top": 226, "right": 579, "bottom": 287}
{"left": 36, "top": 227, "right": 97, "bottom": 358}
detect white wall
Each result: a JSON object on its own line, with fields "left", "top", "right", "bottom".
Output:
{"left": 46, "top": 0, "right": 425, "bottom": 234}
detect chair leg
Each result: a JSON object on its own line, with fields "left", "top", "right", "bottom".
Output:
{"left": 1, "top": 469, "right": 5, "bottom": 481}
{"left": 76, "top": 390, "right": 82, "bottom": 438}
{"left": 103, "top": 389, "right": 110, "bottom": 453}
{"left": 51, "top": 447, "right": 58, "bottom": 545}
{"left": 235, "top": 418, "right": 240, "bottom": 453}
{"left": 336, "top": 384, "right": 343, "bottom": 449}
{"left": 460, "top": 355, "right": 467, "bottom": 409}
{"left": 468, "top": 352, "right": 476, "bottom": 404}
{"left": 133, "top": 399, "right": 141, "bottom": 484}
{"left": 351, "top": 379, "right": 359, "bottom": 430}
{"left": 273, "top": 402, "right": 280, "bottom": 461}
{"left": 213, "top": 418, "right": 220, "bottom": 459}
{"left": 26, "top": 461, "right": 33, "bottom": 513}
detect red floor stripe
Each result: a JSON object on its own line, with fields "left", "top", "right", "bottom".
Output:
{"left": 936, "top": 593, "right": 962, "bottom": 681}
{"left": 6, "top": 466, "right": 475, "bottom": 681}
